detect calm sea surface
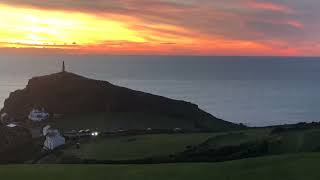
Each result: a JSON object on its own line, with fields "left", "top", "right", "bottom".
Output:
{"left": 0, "top": 55, "right": 319, "bottom": 127}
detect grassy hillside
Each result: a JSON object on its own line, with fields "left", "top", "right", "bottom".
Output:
{"left": 62, "top": 133, "right": 219, "bottom": 160}
{"left": 203, "top": 128, "right": 320, "bottom": 153}
{"left": 1, "top": 153, "right": 320, "bottom": 180}
{"left": 57, "top": 126, "right": 320, "bottom": 163}
{"left": 59, "top": 128, "right": 270, "bottom": 161}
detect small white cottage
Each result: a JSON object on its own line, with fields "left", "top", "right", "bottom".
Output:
{"left": 28, "top": 108, "right": 49, "bottom": 122}
{"left": 43, "top": 126, "right": 65, "bottom": 150}
{"left": 43, "top": 125, "right": 51, "bottom": 136}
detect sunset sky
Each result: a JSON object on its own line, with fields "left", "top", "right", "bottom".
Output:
{"left": 0, "top": 0, "right": 319, "bottom": 56}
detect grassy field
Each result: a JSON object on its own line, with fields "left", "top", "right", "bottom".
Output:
{"left": 63, "top": 133, "right": 220, "bottom": 160}
{"left": 60, "top": 127, "right": 320, "bottom": 161}
{"left": 61, "top": 128, "right": 268, "bottom": 161}
{"left": 267, "top": 128, "right": 320, "bottom": 153}
{"left": 1, "top": 153, "right": 320, "bottom": 180}
{"left": 205, "top": 128, "right": 271, "bottom": 147}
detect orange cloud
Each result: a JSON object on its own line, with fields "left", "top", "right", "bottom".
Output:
{"left": 248, "top": 1, "right": 294, "bottom": 14}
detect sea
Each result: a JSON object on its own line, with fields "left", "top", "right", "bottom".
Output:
{"left": 0, "top": 55, "right": 319, "bottom": 127}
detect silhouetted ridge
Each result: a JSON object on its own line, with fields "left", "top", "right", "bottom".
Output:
{"left": 1, "top": 72, "right": 242, "bottom": 131}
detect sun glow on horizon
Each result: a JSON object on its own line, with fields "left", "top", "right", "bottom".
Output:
{"left": 0, "top": 4, "right": 145, "bottom": 48}
{"left": 0, "top": 1, "right": 310, "bottom": 56}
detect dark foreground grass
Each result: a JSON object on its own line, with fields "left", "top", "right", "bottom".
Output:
{"left": 1, "top": 153, "right": 320, "bottom": 180}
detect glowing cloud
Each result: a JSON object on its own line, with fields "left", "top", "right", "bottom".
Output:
{"left": 248, "top": 1, "right": 294, "bottom": 14}
{"left": 0, "top": 4, "right": 144, "bottom": 48}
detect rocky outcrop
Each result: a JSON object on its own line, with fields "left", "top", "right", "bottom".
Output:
{"left": 1, "top": 72, "right": 243, "bottom": 131}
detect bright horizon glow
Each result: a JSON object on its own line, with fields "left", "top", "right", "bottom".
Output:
{"left": 0, "top": 1, "right": 319, "bottom": 56}
{"left": 0, "top": 4, "right": 145, "bottom": 48}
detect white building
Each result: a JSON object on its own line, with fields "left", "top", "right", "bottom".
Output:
{"left": 43, "top": 125, "right": 51, "bottom": 136}
{"left": 28, "top": 108, "right": 49, "bottom": 122}
{"left": 43, "top": 126, "right": 65, "bottom": 150}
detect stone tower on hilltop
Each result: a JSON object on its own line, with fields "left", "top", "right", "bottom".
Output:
{"left": 62, "top": 61, "right": 65, "bottom": 72}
